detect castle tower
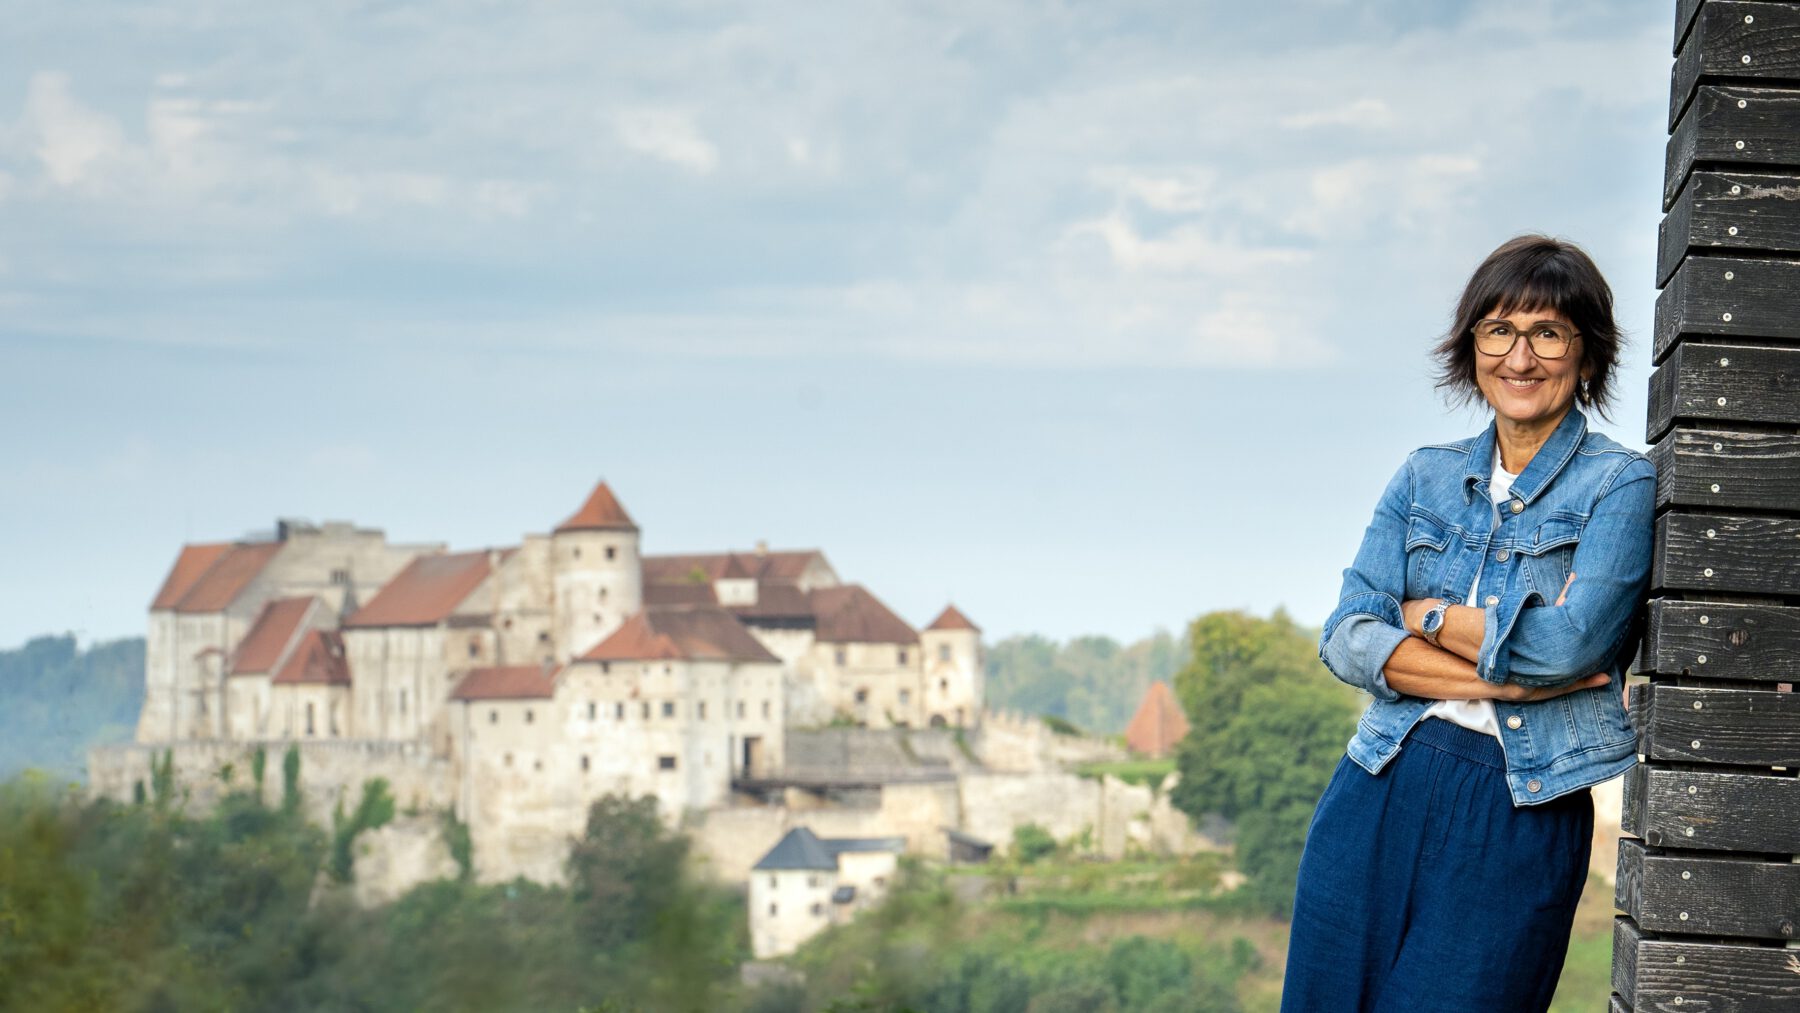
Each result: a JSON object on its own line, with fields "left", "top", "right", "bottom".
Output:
{"left": 551, "top": 480, "right": 643, "bottom": 661}
{"left": 920, "top": 604, "right": 983, "bottom": 727}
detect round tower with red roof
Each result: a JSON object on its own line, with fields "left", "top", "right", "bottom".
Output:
{"left": 920, "top": 604, "right": 983, "bottom": 727}
{"left": 551, "top": 481, "right": 644, "bottom": 661}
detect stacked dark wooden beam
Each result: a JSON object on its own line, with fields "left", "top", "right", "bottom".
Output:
{"left": 1612, "top": 2, "right": 1800, "bottom": 1008}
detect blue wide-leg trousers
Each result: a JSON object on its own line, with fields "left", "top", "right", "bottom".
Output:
{"left": 1280, "top": 718, "right": 1594, "bottom": 1013}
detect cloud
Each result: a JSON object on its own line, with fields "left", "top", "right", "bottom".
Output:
{"left": 1280, "top": 98, "right": 1395, "bottom": 130}
{"left": 23, "top": 72, "right": 128, "bottom": 188}
{"left": 613, "top": 109, "right": 719, "bottom": 174}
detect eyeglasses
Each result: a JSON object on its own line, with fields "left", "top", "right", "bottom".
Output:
{"left": 1471, "top": 318, "right": 1579, "bottom": 360}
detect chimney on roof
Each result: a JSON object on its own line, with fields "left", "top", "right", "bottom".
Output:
{"left": 755, "top": 539, "right": 769, "bottom": 556}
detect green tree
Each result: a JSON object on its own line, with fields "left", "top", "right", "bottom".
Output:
{"left": 1168, "top": 610, "right": 1359, "bottom": 918}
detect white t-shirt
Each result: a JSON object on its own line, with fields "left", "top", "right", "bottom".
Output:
{"left": 1420, "top": 449, "right": 1518, "bottom": 738}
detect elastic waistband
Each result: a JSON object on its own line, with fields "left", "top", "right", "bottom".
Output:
{"left": 1407, "top": 717, "right": 1506, "bottom": 770}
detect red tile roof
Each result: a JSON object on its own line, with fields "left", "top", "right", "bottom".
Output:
{"left": 174, "top": 542, "right": 284, "bottom": 614}
{"left": 150, "top": 543, "right": 232, "bottom": 610}
{"left": 271, "top": 630, "right": 351, "bottom": 686}
{"left": 643, "top": 583, "right": 719, "bottom": 608}
{"left": 231, "top": 597, "right": 316, "bottom": 675}
{"left": 642, "top": 550, "right": 827, "bottom": 585}
{"left": 1124, "top": 681, "right": 1190, "bottom": 758}
{"left": 809, "top": 586, "right": 917, "bottom": 645}
{"left": 451, "top": 665, "right": 556, "bottom": 701}
{"left": 729, "top": 583, "right": 813, "bottom": 621}
{"left": 555, "top": 481, "right": 638, "bottom": 533}
{"left": 925, "top": 604, "right": 980, "bottom": 632}
{"left": 582, "top": 607, "right": 780, "bottom": 664}
{"left": 344, "top": 551, "right": 495, "bottom": 628}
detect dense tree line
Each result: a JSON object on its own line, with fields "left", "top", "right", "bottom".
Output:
{"left": 1167, "top": 610, "right": 1361, "bottom": 917}
{"left": 0, "top": 634, "right": 144, "bottom": 780}
{"left": 0, "top": 775, "right": 745, "bottom": 1011}
{"left": 984, "top": 632, "right": 1184, "bottom": 735}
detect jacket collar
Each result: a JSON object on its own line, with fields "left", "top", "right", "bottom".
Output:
{"left": 1463, "top": 406, "right": 1587, "bottom": 506}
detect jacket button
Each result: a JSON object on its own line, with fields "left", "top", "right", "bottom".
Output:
{"left": 1526, "top": 779, "right": 1542, "bottom": 793}
{"left": 1485, "top": 595, "right": 1499, "bottom": 606}
{"left": 1496, "top": 549, "right": 1510, "bottom": 562}
{"left": 1506, "top": 715, "right": 1522, "bottom": 730}
{"left": 1510, "top": 500, "right": 1524, "bottom": 514}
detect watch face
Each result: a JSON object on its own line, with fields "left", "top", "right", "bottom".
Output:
{"left": 1422, "top": 608, "right": 1444, "bottom": 636}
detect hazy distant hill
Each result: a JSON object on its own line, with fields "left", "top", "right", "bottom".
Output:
{"left": 984, "top": 631, "right": 1184, "bottom": 736}
{"left": 0, "top": 634, "right": 144, "bottom": 781}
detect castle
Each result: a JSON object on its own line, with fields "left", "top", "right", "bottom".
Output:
{"left": 109, "top": 481, "right": 1008, "bottom": 876}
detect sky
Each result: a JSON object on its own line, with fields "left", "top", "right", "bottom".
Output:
{"left": 1, "top": 0, "right": 1678, "bottom": 650}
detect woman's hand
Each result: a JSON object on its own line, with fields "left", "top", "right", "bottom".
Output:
{"left": 1382, "top": 636, "right": 1611, "bottom": 703}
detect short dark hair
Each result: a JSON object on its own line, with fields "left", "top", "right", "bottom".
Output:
{"left": 1432, "top": 234, "right": 1622, "bottom": 417}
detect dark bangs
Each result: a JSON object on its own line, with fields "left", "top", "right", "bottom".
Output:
{"left": 1432, "top": 234, "right": 1623, "bottom": 418}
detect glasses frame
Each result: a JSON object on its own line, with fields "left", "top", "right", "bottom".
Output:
{"left": 1470, "top": 318, "right": 1581, "bottom": 360}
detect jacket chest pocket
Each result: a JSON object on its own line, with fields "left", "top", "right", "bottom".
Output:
{"left": 1404, "top": 514, "right": 1454, "bottom": 599}
{"left": 1516, "top": 517, "right": 1583, "bottom": 598}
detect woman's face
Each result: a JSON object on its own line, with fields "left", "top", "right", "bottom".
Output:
{"left": 1473, "top": 302, "right": 1590, "bottom": 431}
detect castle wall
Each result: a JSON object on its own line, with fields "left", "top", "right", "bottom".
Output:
{"left": 808, "top": 640, "right": 924, "bottom": 728}
{"left": 88, "top": 739, "right": 454, "bottom": 827}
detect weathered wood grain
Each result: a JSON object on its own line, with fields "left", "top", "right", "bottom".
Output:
{"left": 1658, "top": 171, "right": 1800, "bottom": 287}
{"left": 1654, "top": 256, "right": 1800, "bottom": 361}
{"left": 1618, "top": 838, "right": 1800, "bottom": 939}
{"left": 1666, "top": 85, "right": 1800, "bottom": 211}
{"left": 1655, "top": 511, "right": 1800, "bottom": 596}
{"left": 1676, "top": 0, "right": 1703, "bottom": 57}
{"left": 1672, "top": 2, "right": 1800, "bottom": 129}
{"left": 1622, "top": 762, "right": 1646, "bottom": 838}
{"left": 1651, "top": 427, "right": 1800, "bottom": 510}
{"left": 1646, "top": 341, "right": 1800, "bottom": 440}
{"left": 1609, "top": 994, "right": 1631, "bottom": 1013}
{"left": 1627, "top": 765, "right": 1800, "bottom": 852}
{"left": 1641, "top": 684, "right": 1800, "bottom": 765}
{"left": 1615, "top": 916, "right": 1800, "bottom": 1011}
{"left": 1643, "top": 599, "right": 1800, "bottom": 680}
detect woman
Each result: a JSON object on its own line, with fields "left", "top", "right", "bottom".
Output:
{"left": 1282, "top": 235, "right": 1654, "bottom": 1012}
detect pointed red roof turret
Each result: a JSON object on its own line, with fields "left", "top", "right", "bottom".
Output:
{"left": 1124, "top": 681, "right": 1190, "bottom": 758}
{"left": 925, "top": 604, "right": 980, "bottom": 632}
{"left": 555, "top": 481, "right": 638, "bottom": 534}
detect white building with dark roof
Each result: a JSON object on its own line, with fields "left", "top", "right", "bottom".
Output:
{"left": 748, "top": 826, "right": 905, "bottom": 958}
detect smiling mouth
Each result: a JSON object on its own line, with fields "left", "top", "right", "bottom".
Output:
{"left": 1502, "top": 378, "right": 1544, "bottom": 389}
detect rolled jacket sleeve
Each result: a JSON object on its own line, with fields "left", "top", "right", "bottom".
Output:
{"left": 1319, "top": 459, "right": 1413, "bottom": 702}
{"left": 1478, "top": 456, "right": 1656, "bottom": 686}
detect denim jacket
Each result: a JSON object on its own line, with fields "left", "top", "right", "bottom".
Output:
{"left": 1319, "top": 407, "right": 1655, "bottom": 805}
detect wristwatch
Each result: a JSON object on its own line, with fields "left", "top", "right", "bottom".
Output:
{"left": 1420, "top": 601, "right": 1449, "bottom": 647}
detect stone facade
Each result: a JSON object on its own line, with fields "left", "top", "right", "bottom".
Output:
{"left": 96, "top": 480, "right": 1027, "bottom": 888}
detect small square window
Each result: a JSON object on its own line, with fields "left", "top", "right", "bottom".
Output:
{"left": 641, "top": 702, "right": 650, "bottom": 719}
{"left": 697, "top": 701, "right": 707, "bottom": 720}
{"left": 606, "top": 546, "right": 617, "bottom": 561}
{"left": 525, "top": 709, "right": 534, "bottom": 724}
{"left": 762, "top": 700, "right": 771, "bottom": 719}
{"left": 807, "top": 875, "right": 819, "bottom": 888}
{"left": 811, "top": 902, "right": 823, "bottom": 916}
{"left": 662, "top": 701, "right": 675, "bottom": 718}
{"left": 736, "top": 700, "right": 745, "bottom": 719}
{"left": 601, "top": 661, "right": 610, "bottom": 674}
{"left": 658, "top": 755, "right": 677, "bottom": 770}
{"left": 855, "top": 688, "right": 869, "bottom": 704}
{"left": 468, "top": 640, "right": 480, "bottom": 659}
{"left": 616, "top": 702, "right": 624, "bottom": 719}
{"left": 504, "top": 753, "right": 513, "bottom": 767}
{"left": 898, "top": 649, "right": 908, "bottom": 665}
{"left": 581, "top": 754, "right": 590, "bottom": 772}
{"left": 768, "top": 902, "right": 777, "bottom": 916}
{"left": 834, "top": 649, "right": 847, "bottom": 666}
{"left": 588, "top": 702, "right": 597, "bottom": 720}
{"left": 899, "top": 690, "right": 911, "bottom": 705}
{"left": 938, "top": 644, "right": 951, "bottom": 662}
{"left": 489, "top": 710, "right": 499, "bottom": 724}
{"left": 330, "top": 568, "right": 351, "bottom": 586}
